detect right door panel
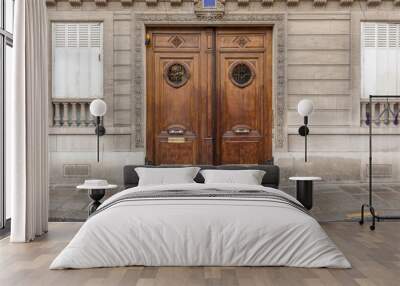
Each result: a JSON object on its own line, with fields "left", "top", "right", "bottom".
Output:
{"left": 216, "top": 28, "right": 273, "bottom": 164}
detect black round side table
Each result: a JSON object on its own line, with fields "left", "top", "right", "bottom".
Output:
{"left": 88, "top": 189, "right": 106, "bottom": 215}
{"left": 289, "top": 177, "right": 322, "bottom": 210}
{"left": 77, "top": 181, "right": 117, "bottom": 216}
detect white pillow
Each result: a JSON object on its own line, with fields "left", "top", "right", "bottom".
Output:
{"left": 135, "top": 167, "right": 200, "bottom": 186}
{"left": 200, "top": 169, "right": 266, "bottom": 185}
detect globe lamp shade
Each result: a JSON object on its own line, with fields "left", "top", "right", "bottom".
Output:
{"left": 297, "top": 99, "right": 314, "bottom": 117}
{"left": 90, "top": 99, "right": 107, "bottom": 117}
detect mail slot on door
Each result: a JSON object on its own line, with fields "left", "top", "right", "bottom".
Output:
{"left": 167, "top": 137, "right": 186, "bottom": 143}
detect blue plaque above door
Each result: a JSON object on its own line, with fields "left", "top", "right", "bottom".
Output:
{"left": 203, "top": 0, "right": 216, "bottom": 8}
{"left": 194, "top": 0, "right": 225, "bottom": 20}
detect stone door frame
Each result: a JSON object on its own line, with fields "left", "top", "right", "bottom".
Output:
{"left": 133, "top": 13, "right": 287, "bottom": 154}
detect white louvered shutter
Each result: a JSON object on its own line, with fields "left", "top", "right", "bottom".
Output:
{"left": 52, "top": 22, "right": 103, "bottom": 98}
{"left": 361, "top": 22, "right": 400, "bottom": 98}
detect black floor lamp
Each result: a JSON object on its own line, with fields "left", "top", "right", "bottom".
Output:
{"left": 297, "top": 99, "right": 314, "bottom": 162}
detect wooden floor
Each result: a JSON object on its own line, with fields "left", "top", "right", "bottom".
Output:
{"left": 0, "top": 222, "right": 399, "bottom": 286}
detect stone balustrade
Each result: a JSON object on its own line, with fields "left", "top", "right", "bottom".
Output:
{"left": 360, "top": 99, "right": 400, "bottom": 127}
{"left": 52, "top": 98, "right": 95, "bottom": 127}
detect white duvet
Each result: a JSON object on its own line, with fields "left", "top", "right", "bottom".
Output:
{"left": 50, "top": 183, "right": 351, "bottom": 269}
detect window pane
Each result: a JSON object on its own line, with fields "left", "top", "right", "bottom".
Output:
{"left": 361, "top": 22, "right": 400, "bottom": 98}
{"left": 53, "top": 22, "right": 103, "bottom": 99}
{"left": 5, "top": 0, "right": 14, "bottom": 33}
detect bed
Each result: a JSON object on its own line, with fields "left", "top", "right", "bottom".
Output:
{"left": 50, "top": 165, "right": 350, "bottom": 269}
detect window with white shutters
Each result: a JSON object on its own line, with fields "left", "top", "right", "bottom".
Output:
{"left": 361, "top": 22, "right": 400, "bottom": 98}
{"left": 52, "top": 22, "right": 103, "bottom": 99}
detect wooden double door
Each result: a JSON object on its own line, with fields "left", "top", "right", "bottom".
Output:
{"left": 146, "top": 27, "right": 273, "bottom": 165}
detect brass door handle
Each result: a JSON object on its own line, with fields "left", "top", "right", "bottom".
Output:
{"left": 167, "top": 124, "right": 186, "bottom": 135}
{"left": 167, "top": 129, "right": 185, "bottom": 135}
{"left": 233, "top": 127, "right": 251, "bottom": 134}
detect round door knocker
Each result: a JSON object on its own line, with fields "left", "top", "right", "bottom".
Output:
{"left": 164, "top": 62, "right": 190, "bottom": 88}
{"left": 229, "top": 61, "right": 255, "bottom": 88}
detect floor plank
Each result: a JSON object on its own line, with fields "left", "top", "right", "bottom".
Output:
{"left": 0, "top": 222, "right": 399, "bottom": 286}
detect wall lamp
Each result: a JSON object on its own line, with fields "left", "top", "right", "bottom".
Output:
{"left": 90, "top": 99, "right": 107, "bottom": 162}
{"left": 297, "top": 99, "right": 314, "bottom": 162}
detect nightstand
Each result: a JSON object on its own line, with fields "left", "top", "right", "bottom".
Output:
{"left": 289, "top": 177, "right": 322, "bottom": 210}
{"left": 77, "top": 180, "right": 118, "bottom": 215}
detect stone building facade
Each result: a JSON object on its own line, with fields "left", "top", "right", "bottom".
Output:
{"left": 46, "top": 0, "right": 400, "bottom": 190}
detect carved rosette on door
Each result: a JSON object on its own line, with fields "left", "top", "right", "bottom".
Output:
{"left": 164, "top": 62, "right": 190, "bottom": 88}
{"left": 229, "top": 61, "right": 255, "bottom": 88}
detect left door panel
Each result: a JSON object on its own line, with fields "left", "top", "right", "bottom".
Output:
{"left": 146, "top": 29, "right": 208, "bottom": 165}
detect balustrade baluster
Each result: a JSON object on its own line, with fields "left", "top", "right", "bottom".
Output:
{"left": 394, "top": 103, "right": 399, "bottom": 126}
{"left": 71, "top": 102, "right": 78, "bottom": 127}
{"left": 54, "top": 102, "right": 61, "bottom": 127}
{"left": 389, "top": 102, "right": 395, "bottom": 127}
{"left": 369, "top": 102, "right": 374, "bottom": 126}
{"left": 80, "top": 102, "right": 87, "bottom": 126}
{"left": 62, "top": 102, "right": 69, "bottom": 126}
{"left": 88, "top": 112, "right": 95, "bottom": 127}
{"left": 360, "top": 102, "right": 366, "bottom": 126}
{"left": 381, "top": 102, "right": 385, "bottom": 125}
{"left": 383, "top": 102, "right": 389, "bottom": 126}
{"left": 374, "top": 102, "right": 379, "bottom": 125}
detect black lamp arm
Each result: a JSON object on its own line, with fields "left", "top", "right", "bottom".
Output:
{"left": 94, "top": 116, "right": 106, "bottom": 162}
{"left": 95, "top": 117, "right": 106, "bottom": 136}
{"left": 298, "top": 116, "right": 310, "bottom": 162}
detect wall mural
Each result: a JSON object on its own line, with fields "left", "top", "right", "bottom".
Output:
{"left": 134, "top": 13, "right": 287, "bottom": 150}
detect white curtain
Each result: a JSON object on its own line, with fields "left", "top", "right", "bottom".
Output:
{"left": 8, "top": 0, "right": 49, "bottom": 242}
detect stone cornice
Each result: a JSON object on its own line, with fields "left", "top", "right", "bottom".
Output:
{"left": 366, "top": 0, "right": 381, "bottom": 5}
{"left": 340, "top": 0, "right": 353, "bottom": 6}
{"left": 94, "top": 0, "right": 108, "bottom": 5}
{"left": 237, "top": 0, "right": 249, "bottom": 6}
{"left": 121, "top": 0, "right": 133, "bottom": 5}
{"left": 262, "top": 0, "right": 274, "bottom": 5}
{"left": 286, "top": 0, "right": 299, "bottom": 6}
{"left": 145, "top": 0, "right": 158, "bottom": 5}
{"left": 68, "top": 0, "right": 81, "bottom": 5}
{"left": 313, "top": 0, "right": 327, "bottom": 6}
{"left": 45, "top": 0, "right": 399, "bottom": 7}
